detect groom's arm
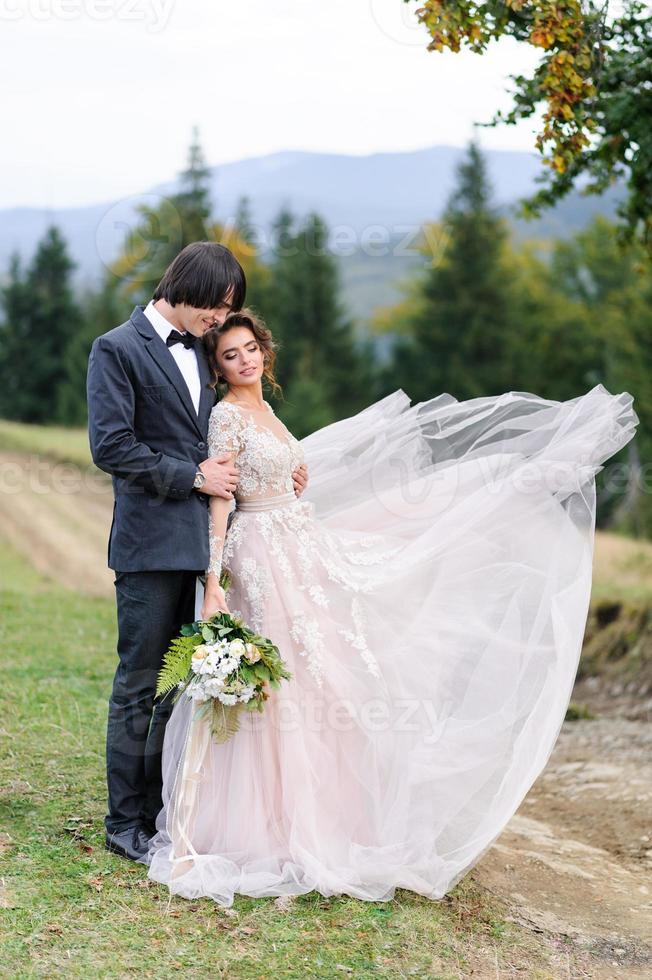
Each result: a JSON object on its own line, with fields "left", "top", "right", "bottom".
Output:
{"left": 87, "top": 335, "right": 197, "bottom": 500}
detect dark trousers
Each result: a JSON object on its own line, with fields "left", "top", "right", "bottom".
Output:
{"left": 105, "top": 569, "right": 201, "bottom": 836}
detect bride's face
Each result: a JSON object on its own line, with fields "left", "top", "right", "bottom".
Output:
{"left": 216, "top": 327, "right": 264, "bottom": 387}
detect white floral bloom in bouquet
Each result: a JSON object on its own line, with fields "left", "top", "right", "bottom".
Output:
{"left": 156, "top": 613, "right": 292, "bottom": 743}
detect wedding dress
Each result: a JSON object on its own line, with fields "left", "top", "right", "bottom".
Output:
{"left": 145, "top": 383, "right": 638, "bottom": 905}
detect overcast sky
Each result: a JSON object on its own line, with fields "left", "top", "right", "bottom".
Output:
{"left": 1, "top": 0, "right": 544, "bottom": 210}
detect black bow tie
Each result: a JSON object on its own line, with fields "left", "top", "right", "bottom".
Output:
{"left": 166, "top": 329, "right": 197, "bottom": 350}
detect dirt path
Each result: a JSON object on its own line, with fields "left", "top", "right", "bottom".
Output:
{"left": 0, "top": 451, "right": 114, "bottom": 595}
{"left": 474, "top": 717, "right": 652, "bottom": 977}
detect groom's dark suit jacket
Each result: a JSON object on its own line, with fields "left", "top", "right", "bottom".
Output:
{"left": 87, "top": 305, "right": 218, "bottom": 572}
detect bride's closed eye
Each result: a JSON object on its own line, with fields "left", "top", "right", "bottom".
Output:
{"left": 225, "top": 343, "right": 258, "bottom": 361}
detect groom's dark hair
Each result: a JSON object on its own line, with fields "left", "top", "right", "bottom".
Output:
{"left": 153, "top": 242, "right": 246, "bottom": 311}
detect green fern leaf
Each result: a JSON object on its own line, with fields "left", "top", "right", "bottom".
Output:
{"left": 210, "top": 702, "right": 242, "bottom": 743}
{"left": 156, "top": 634, "right": 201, "bottom": 699}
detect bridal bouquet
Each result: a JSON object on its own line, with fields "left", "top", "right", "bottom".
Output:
{"left": 156, "top": 609, "right": 292, "bottom": 744}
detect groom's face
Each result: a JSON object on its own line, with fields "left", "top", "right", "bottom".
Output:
{"left": 178, "top": 287, "right": 236, "bottom": 337}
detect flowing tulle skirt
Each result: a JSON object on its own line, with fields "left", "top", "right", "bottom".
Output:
{"left": 145, "top": 384, "right": 638, "bottom": 905}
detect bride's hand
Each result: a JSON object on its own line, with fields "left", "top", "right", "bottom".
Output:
{"left": 201, "top": 585, "right": 230, "bottom": 620}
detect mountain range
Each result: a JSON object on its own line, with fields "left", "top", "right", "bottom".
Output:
{"left": 0, "top": 145, "right": 622, "bottom": 320}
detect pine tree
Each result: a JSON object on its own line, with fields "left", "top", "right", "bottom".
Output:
{"left": 56, "top": 280, "right": 129, "bottom": 425}
{"left": 505, "top": 242, "right": 600, "bottom": 402}
{"left": 0, "top": 227, "right": 84, "bottom": 424}
{"left": 547, "top": 217, "right": 652, "bottom": 533}
{"left": 234, "top": 195, "right": 256, "bottom": 247}
{"left": 388, "top": 141, "right": 518, "bottom": 402}
{"left": 295, "top": 213, "right": 373, "bottom": 417}
{"left": 175, "top": 124, "right": 212, "bottom": 241}
{"left": 113, "top": 129, "right": 215, "bottom": 304}
{"left": 264, "top": 207, "right": 308, "bottom": 392}
{"left": 265, "top": 209, "right": 374, "bottom": 433}
{"left": 0, "top": 253, "right": 31, "bottom": 420}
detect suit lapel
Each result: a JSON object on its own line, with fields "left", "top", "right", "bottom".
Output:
{"left": 131, "top": 305, "right": 206, "bottom": 438}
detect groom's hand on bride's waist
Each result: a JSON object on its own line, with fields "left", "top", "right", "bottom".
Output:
{"left": 196, "top": 453, "right": 240, "bottom": 499}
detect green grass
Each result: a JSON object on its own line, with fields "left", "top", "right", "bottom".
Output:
{"left": 0, "top": 419, "right": 92, "bottom": 468}
{"left": 0, "top": 539, "right": 559, "bottom": 979}
{"left": 590, "top": 530, "right": 652, "bottom": 606}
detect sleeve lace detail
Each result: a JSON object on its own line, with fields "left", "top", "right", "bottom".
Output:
{"left": 212, "top": 400, "right": 305, "bottom": 500}
{"left": 207, "top": 503, "right": 226, "bottom": 578}
{"left": 205, "top": 404, "right": 244, "bottom": 580}
{"left": 207, "top": 402, "right": 245, "bottom": 459}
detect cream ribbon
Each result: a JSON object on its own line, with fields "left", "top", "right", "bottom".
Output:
{"left": 168, "top": 701, "right": 213, "bottom": 879}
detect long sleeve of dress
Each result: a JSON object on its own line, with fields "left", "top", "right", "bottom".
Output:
{"left": 207, "top": 496, "right": 232, "bottom": 579}
{"left": 205, "top": 405, "right": 245, "bottom": 580}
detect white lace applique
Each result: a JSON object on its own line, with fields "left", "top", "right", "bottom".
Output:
{"left": 253, "top": 511, "right": 294, "bottom": 582}
{"left": 357, "top": 534, "right": 385, "bottom": 548}
{"left": 207, "top": 401, "right": 246, "bottom": 458}
{"left": 206, "top": 404, "right": 246, "bottom": 579}
{"left": 341, "top": 531, "right": 402, "bottom": 568}
{"left": 315, "top": 535, "right": 378, "bottom": 593}
{"left": 222, "top": 514, "right": 246, "bottom": 567}
{"left": 205, "top": 399, "right": 392, "bottom": 681}
{"left": 345, "top": 543, "right": 401, "bottom": 566}
{"left": 306, "top": 584, "right": 329, "bottom": 609}
{"left": 207, "top": 513, "right": 224, "bottom": 578}
{"left": 209, "top": 400, "right": 304, "bottom": 500}
{"left": 289, "top": 613, "right": 327, "bottom": 687}
{"left": 337, "top": 597, "right": 381, "bottom": 678}
{"left": 238, "top": 557, "right": 271, "bottom": 634}
{"left": 250, "top": 505, "right": 374, "bottom": 597}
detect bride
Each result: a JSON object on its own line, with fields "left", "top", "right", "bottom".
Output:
{"left": 145, "top": 306, "right": 639, "bottom": 905}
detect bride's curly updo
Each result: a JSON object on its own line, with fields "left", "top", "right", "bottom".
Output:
{"left": 202, "top": 307, "right": 282, "bottom": 398}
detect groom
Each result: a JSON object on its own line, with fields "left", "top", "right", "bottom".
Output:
{"left": 87, "top": 242, "right": 308, "bottom": 861}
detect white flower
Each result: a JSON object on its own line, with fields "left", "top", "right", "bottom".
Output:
{"left": 219, "top": 656, "right": 239, "bottom": 675}
{"left": 203, "top": 645, "right": 230, "bottom": 673}
{"left": 228, "top": 639, "right": 246, "bottom": 660}
{"left": 203, "top": 677, "right": 226, "bottom": 697}
{"left": 239, "top": 685, "right": 255, "bottom": 703}
{"left": 217, "top": 692, "right": 238, "bottom": 706}
{"left": 186, "top": 684, "right": 210, "bottom": 703}
{"left": 194, "top": 658, "right": 215, "bottom": 676}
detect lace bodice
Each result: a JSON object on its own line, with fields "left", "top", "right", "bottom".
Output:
{"left": 207, "top": 399, "right": 304, "bottom": 502}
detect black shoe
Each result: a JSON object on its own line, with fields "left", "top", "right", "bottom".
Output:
{"left": 105, "top": 826, "right": 151, "bottom": 862}
{"left": 140, "top": 819, "right": 157, "bottom": 839}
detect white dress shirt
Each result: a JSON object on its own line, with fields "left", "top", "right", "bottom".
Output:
{"left": 143, "top": 300, "right": 201, "bottom": 415}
